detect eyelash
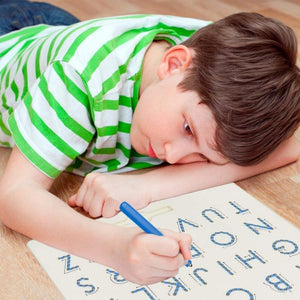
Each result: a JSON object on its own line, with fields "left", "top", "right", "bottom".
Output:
{"left": 199, "top": 153, "right": 209, "bottom": 162}
{"left": 184, "top": 121, "right": 192, "bottom": 135}
{"left": 184, "top": 121, "right": 209, "bottom": 162}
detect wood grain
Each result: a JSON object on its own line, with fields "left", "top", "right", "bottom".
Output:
{"left": 0, "top": 0, "right": 299, "bottom": 298}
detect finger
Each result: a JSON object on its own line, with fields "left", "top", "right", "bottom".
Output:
{"left": 82, "top": 186, "right": 95, "bottom": 213}
{"left": 144, "top": 234, "right": 180, "bottom": 257}
{"left": 161, "top": 229, "right": 192, "bottom": 260}
{"left": 89, "top": 196, "right": 104, "bottom": 218}
{"left": 68, "top": 194, "right": 77, "bottom": 207}
{"left": 179, "top": 238, "right": 192, "bottom": 261}
{"left": 148, "top": 253, "right": 185, "bottom": 276}
{"left": 102, "top": 198, "right": 120, "bottom": 217}
{"left": 72, "top": 183, "right": 88, "bottom": 207}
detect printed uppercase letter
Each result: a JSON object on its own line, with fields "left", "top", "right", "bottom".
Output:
{"left": 76, "top": 277, "right": 99, "bottom": 296}
{"left": 228, "top": 201, "right": 249, "bottom": 215}
{"left": 106, "top": 269, "right": 127, "bottom": 284}
{"left": 202, "top": 208, "right": 225, "bottom": 223}
{"left": 235, "top": 250, "right": 265, "bottom": 269}
{"left": 265, "top": 273, "right": 293, "bottom": 293}
{"left": 161, "top": 277, "right": 189, "bottom": 296}
{"left": 244, "top": 218, "right": 274, "bottom": 235}
{"left": 58, "top": 254, "right": 80, "bottom": 274}
{"left": 226, "top": 288, "right": 255, "bottom": 300}
{"left": 131, "top": 286, "right": 157, "bottom": 300}
{"left": 272, "top": 239, "right": 299, "bottom": 256}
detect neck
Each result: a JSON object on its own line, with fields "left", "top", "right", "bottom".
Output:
{"left": 139, "top": 40, "right": 171, "bottom": 95}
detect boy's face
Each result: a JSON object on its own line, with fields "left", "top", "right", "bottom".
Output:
{"left": 131, "top": 72, "right": 228, "bottom": 165}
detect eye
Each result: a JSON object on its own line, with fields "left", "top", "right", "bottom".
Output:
{"left": 184, "top": 121, "right": 192, "bottom": 135}
{"left": 199, "top": 153, "right": 209, "bottom": 162}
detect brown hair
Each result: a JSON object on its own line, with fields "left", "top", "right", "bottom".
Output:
{"left": 179, "top": 12, "right": 300, "bottom": 165}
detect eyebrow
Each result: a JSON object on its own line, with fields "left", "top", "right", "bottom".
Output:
{"left": 190, "top": 118, "right": 228, "bottom": 166}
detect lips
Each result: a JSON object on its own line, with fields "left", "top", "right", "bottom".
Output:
{"left": 148, "top": 143, "right": 157, "bottom": 158}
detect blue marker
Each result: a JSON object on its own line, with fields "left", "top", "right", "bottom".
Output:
{"left": 120, "top": 201, "right": 192, "bottom": 267}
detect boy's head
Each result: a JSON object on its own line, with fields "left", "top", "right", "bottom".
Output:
{"left": 179, "top": 12, "right": 300, "bottom": 165}
{"left": 131, "top": 12, "right": 300, "bottom": 166}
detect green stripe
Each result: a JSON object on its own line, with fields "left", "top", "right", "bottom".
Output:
{"left": 127, "top": 162, "right": 156, "bottom": 169}
{"left": 0, "top": 39, "right": 35, "bottom": 98}
{"left": 93, "top": 147, "right": 116, "bottom": 155}
{"left": 118, "top": 121, "right": 131, "bottom": 134}
{"left": 119, "top": 95, "right": 132, "bottom": 107}
{"left": 39, "top": 71, "right": 94, "bottom": 143}
{"left": 52, "top": 27, "right": 81, "bottom": 59}
{"left": 0, "top": 114, "right": 11, "bottom": 136}
{"left": 63, "top": 26, "right": 100, "bottom": 62}
{"left": 53, "top": 61, "right": 89, "bottom": 107}
{"left": 96, "top": 121, "right": 131, "bottom": 137}
{"left": 21, "top": 44, "right": 38, "bottom": 100}
{"left": 92, "top": 142, "right": 130, "bottom": 157}
{"left": 82, "top": 23, "right": 193, "bottom": 82}
{"left": 35, "top": 38, "right": 48, "bottom": 78}
{"left": 0, "top": 141, "right": 11, "bottom": 147}
{"left": 98, "top": 64, "right": 127, "bottom": 100}
{"left": 85, "top": 157, "right": 121, "bottom": 169}
{"left": 1, "top": 94, "right": 10, "bottom": 111}
{"left": 97, "top": 125, "right": 117, "bottom": 137}
{"left": 47, "top": 25, "right": 73, "bottom": 64}
{"left": 131, "top": 148, "right": 146, "bottom": 157}
{"left": 93, "top": 99, "right": 119, "bottom": 112}
{"left": 53, "top": 19, "right": 101, "bottom": 61}
{"left": 117, "top": 142, "right": 130, "bottom": 158}
{"left": 102, "top": 159, "right": 121, "bottom": 171}
{"left": 0, "top": 24, "right": 49, "bottom": 43}
{"left": 11, "top": 80, "right": 19, "bottom": 100}
{"left": 8, "top": 114, "right": 61, "bottom": 178}
{"left": 93, "top": 30, "right": 157, "bottom": 108}
{"left": 65, "top": 157, "right": 83, "bottom": 173}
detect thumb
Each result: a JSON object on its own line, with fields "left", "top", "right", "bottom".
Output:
{"left": 162, "top": 229, "right": 192, "bottom": 261}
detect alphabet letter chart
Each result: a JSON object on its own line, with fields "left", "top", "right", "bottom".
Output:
{"left": 27, "top": 183, "right": 300, "bottom": 299}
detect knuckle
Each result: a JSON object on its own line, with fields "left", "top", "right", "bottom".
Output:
{"left": 169, "top": 243, "right": 179, "bottom": 256}
{"left": 85, "top": 173, "right": 99, "bottom": 186}
{"left": 89, "top": 208, "right": 100, "bottom": 218}
{"left": 128, "top": 251, "right": 142, "bottom": 266}
{"left": 170, "top": 257, "right": 181, "bottom": 270}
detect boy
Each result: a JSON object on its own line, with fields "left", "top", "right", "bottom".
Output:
{"left": 0, "top": 4, "right": 299, "bottom": 284}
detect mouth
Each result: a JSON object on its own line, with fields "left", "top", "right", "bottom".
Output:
{"left": 148, "top": 143, "right": 157, "bottom": 159}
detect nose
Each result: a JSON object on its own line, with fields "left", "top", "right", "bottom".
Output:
{"left": 164, "top": 142, "right": 205, "bottom": 164}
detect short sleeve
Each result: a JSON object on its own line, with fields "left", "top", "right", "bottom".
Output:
{"left": 8, "top": 60, "right": 96, "bottom": 178}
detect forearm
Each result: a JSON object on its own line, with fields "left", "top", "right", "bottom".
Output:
{"left": 0, "top": 182, "right": 120, "bottom": 268}
{"left": 142, "top": 135, "right": 300, "bottom": 201}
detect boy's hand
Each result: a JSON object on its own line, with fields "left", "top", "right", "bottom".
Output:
{"left": 111, "top": 227, "right": 192, "bottom": 284}
{"left": 68, "top": 173, "right": 150, "bottom": 218}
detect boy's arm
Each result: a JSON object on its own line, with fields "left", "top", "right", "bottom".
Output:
{"left": 0, "top": 146, "right": 192, "bottom": 284}
{"left": 147, "top": 135, "right": 300, "bottom": 200}
{"left": 69, "top": 135, "right": 300, "bottom": 217}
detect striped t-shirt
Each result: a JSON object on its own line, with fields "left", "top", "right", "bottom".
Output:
{"left": 0, "top": 15, "right": 211, "bottom": 178}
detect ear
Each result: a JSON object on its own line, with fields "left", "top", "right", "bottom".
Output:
{"left": 157, "top": 45, "right": 193, "bottom": 79}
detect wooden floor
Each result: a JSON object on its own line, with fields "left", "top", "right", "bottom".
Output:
{"left": 0, "top": 0, "right": 300, "bottom": 299}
